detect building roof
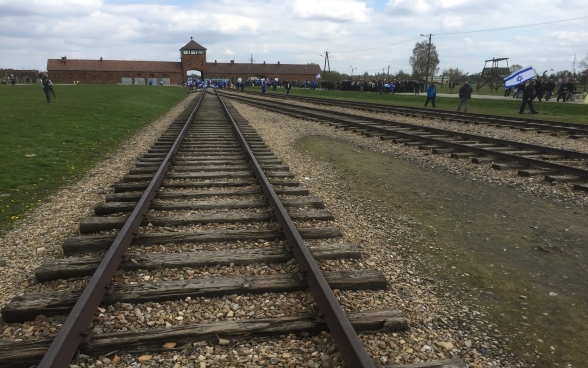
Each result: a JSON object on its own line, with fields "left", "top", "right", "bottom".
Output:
{"left": 206, "top": 62, "right": 321, "bottom": 77}
{"left": 47, "top": 58, "right": 183, "bottom": 73}
{"left": 181, "top": 39, "right": 207, "bottom": 50}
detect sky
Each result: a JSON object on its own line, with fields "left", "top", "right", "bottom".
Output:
{"left": 1, "top": 0, "right": 587, "bottom": 77}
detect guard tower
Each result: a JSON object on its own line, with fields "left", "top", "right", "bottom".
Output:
{"left": 180, "top": 37, "right": 207, "bottom": 81}
{"left": 477, "top": 58, "right": 510, "bottom": 92}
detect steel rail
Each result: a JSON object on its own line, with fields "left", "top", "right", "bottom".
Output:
{"left": 38, "top": 92, "right": 205, "bottom": 368}
{"left": 233, "top": 90, "right": 588, "bottom": 135}
{"left": 221, "top": 93, "right": 588, "bottom": 179}
{"left": 215, "top": 90, "right": 376, "bottom": 367}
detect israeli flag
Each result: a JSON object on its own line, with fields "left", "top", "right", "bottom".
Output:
{"left": 316, "top": 74, "right": 321, "bottom": 79}
{"left": 504, "top": 66, "right": 536, "bottom": 89}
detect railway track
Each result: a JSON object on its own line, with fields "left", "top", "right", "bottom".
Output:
{"left": 233, "top": 90, "right": 588, "bottom": 139}
{"left": 219, "top": 91, "right": 588, "bottom": 191}
{"left": 0, "top": 91, "right": 467, "bottom": 367}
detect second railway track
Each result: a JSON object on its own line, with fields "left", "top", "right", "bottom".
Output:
{"left": 0, "top": 91, "right": 468, "bottom": 367}
{"left": 219, "top": 91, "right": 588, "bottom": 191}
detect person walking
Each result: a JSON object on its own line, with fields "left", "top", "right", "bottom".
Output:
{"left": 456, "top": 80, "right": 472, "bottom": 112}
{"left": 424, "top": 82, "right": 437, "bottom": 107}
{"left": 519, "top": 80, "right": 538, "bottom": 114}
{"left": 556, "top": 81, "right": 568, "bottom": 102}
{"left": 41, "top": 76, "right": 54, "bottom": 103}
{"left": 285, "top": 80, "right": 292, "bottom": 95}
{"left": 545, "top": 79, "right": 555, "bottom": 101}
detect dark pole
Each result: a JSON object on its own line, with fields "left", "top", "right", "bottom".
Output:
{"left": 425, "top": 33, "right": 432, "bottom": 84}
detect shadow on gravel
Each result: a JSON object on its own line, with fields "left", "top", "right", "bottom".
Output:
{"left": 297, "top": 135, "right": 588, "bottom": 368}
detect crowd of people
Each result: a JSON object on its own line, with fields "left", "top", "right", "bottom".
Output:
{"left": 504, "top": 77, "right": 578, "bottom": 102}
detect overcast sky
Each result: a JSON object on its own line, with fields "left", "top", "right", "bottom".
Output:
{"left": 1, "top": 0, "right": 587, "bottom": 77}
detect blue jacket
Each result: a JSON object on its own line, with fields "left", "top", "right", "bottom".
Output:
{"left": 426, "top": 85, "right": 436, "bottom": 98}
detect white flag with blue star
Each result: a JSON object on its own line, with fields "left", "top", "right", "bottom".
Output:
{"left": 504, "top": 66, "right": 536, "bottom": 89}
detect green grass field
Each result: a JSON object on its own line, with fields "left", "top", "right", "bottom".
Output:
{"left": 249, "top": 86, "right": 588, "bottom": 124}
{"left": 0, "top": 84, "right": 188, "bottom": 235}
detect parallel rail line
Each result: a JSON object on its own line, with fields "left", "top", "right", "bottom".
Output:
{"left": 235, "top": 90, "right": 588, "bottom": 138}
{"left": 220, "top": 91, "right": 588, "bottom": 190}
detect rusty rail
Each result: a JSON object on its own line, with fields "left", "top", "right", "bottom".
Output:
{"left": 216, "top": 90, "right": 376, "bottom": 367}
{"left": 38, "top": 92, "right": 205, "bottom": 367}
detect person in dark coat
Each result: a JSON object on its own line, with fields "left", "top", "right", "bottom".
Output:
{"left": 519, "top": 80, "right": 538, "bottom": 114}
{"left": 545, "top": 79, "right": 555, "bottom": 101}
{"left": 556, "top": 81, "right": 568, "bottom": 102}
{"left": 456, "top": 81, "right": 472, "bottom": 112}
{"left": 424, "top": 82, "right": 437, "bottom": 107}
{"left": 449, "top": 80, "right": 455, "bottom": 94}
{"left": 285, "top": 80, "right": 292, "bottom": 95}
{"left": 41, "top": 76, "right": 54, "bottom": 103}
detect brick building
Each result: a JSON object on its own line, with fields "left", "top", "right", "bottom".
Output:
{"left": 47, "top": 38, "right": 321, "bottom": 85}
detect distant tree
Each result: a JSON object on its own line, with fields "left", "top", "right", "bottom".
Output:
{"left": 509, "top": 64, "right": 523, "bottom": 73}
{"left": 394, "top": 70, "right": 411, "bottom": 80}
{"left": 442, "top": 67, "right": 465, "bottom": 82}
{"left": 579, "top": 53, "right": 588, "bottom": 71}
{"left": 409, "top": 41, "right": 439, "bottom": 81}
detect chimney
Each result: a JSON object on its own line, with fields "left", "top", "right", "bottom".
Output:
{"left": 230, "top": 60, "right": 234, "bottom": 66}
{"left": 215, "top": 60, "right": 217, "bottom": 65}
{"left": 100, "top": 57, "right": 103, "bottom": 62}
{"left": 61, "top": 56, "right": 67, "bottom": 64}
{"left": 263, "top": 61, "right": 266, "bottom": 66}
{"left": 277, "top": 61, "right": 280, "bottom": 67}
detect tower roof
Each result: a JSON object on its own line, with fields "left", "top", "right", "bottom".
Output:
{"left": 180, "top": 38, "right": 207, "bottom": 51}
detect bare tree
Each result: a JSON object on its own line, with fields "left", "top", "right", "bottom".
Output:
{"left": 579, "top": 53, "right": 588, "bottom": 71}
{"left": 409, "top": 41, "right": 439, "bottom": 81}
{"left": 509, "top": 64, "right": 523, "bottom": 73}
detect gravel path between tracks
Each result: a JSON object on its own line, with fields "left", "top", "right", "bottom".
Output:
{"left": 0, "top": 94, "right": 197, "bottom": 308}
{"left": 226, "top": 100, "right": 532, "bottom": 368}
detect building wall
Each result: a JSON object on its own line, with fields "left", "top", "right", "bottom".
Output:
{"left": 206, "top": 72, "right": 320, "bottom": 82}
{"left": 48, "top": 70, "right": 184, "bottom": 84}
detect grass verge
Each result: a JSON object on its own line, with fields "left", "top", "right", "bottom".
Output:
{"left": 0, "top": 84, "right": 188, "bottom": 235}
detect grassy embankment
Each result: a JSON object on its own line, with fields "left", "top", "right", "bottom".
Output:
{"left": 0, "top": 84, "right": 188, "bottom": 235}
{"left": 248, "top": 86, "right": 588, "bottom": 125}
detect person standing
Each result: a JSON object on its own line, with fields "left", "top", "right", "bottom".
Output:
{"left": 424, "top": 82, "right": 437, "bottom": 107}
{"left": 261, "top": 80, "right": 267, "bottom": 94}
{"left": 41, "top": 76, "right": 54, "bottom": 103}
{"left": 519, "top": 80, "right": 538, "bottom": 114}
{"left": 566, "top": 79, "right": 576, "bottom": 101}
{"left": 545, "top": 79, "right": 555, "bottom": 101}
{"left": 456, "top": 80, "right": 472, "bottom": 112}
{"left": 449, "top": 80, "right": 455, "bottom": 94}
{"left": 285, "top": 80, "right": 292, "bottom": 95}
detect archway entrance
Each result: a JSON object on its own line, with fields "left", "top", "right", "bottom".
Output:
{"left": 186, "top": 69, "right": 202, "bottom": 83}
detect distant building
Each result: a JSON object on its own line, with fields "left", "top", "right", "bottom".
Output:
{"left": 0, "top": 69, "right": 40, "bottom": 84}
{"left": 47, "top": 38, "right": 321, "bottom": 85}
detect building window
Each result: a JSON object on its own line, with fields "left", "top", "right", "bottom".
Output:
{"left": 183, "top": 50, "right": 189, "bottom": 54}
{"left": 186, "top": 61, "right": 190, "bottom": 65}
{"left": 190, "top": 50, "right": 196, "bottom": 54}
{"left": 198, "top": 50, "right": 204, "bottom": 54}
{"left": 200, "top": 61, "right": 202, "bottom": 65}
{"left": 150, "top": 74, "right": 154, "bottom": 77}
{"left": 81, "top": 74, "right": 85, "bottom": 79}
{"left": 54, "top": 73, "right": 58, "bottom": 78}
{"left": 136, "top": 74, "right": 142, "bottom": 77}
{"left": 67, "top": 73, "right": 72, "bottom": 79}
{"left": 162, "top": 74, "right": 168, "bottom": 77}
{"left": 109, "top": 74, "right": 113, "bottom": 79}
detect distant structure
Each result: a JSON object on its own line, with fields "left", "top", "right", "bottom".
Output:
{"left": 476, "top": 58, "right": 510, "bottom": 92}
{"left": 0, "top": 69, "right": 40, "bottom": 84}
{"left": 47, "top": 38, "right": 321, "bottom": 85}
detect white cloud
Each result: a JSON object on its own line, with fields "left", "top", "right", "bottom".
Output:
{"left": 287, "top": 0, "right": 369, "bottom": 21}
